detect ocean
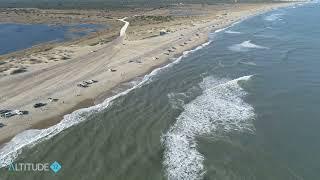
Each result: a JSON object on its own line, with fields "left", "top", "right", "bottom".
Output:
{"left": 0, "top": 2, "right": 319, "bottom": 180}
{"left": 0, "top": 23, "right": 105, "bottom": 55}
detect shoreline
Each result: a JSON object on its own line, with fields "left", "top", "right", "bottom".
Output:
{"left": 0, "top": 2, "right": 298, "bottom": 164}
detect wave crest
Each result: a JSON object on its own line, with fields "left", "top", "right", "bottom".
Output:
{"left": 228, "top": 40, "right": 268, "bottom": 52}
{"left": 225, "top": 30, "right": 242, "bottom": 34}
{"left": 264, "top": 13, "right": 284, "bottom": 21}
{"left": 161, "top": 75, "right": 255, "bottom": 180}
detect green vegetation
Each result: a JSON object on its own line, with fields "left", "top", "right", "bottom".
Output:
{"left": 137, "top": 16, "right": 173, "bottom": 22}
{"left": 128, "top": 15, "right": 174, "bottom": 26}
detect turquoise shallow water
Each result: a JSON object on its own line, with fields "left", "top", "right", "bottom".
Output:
{"left": 0, "top": 23, "right": 105, "bottom": 55}
{"left": 0, "top": 2, "right": 320, "bottom": 180}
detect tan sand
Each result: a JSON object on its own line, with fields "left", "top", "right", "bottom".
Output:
{"left": 0, "top": 3, "right": 295, "bottom": 144}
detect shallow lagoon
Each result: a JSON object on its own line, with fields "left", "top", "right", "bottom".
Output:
{"left": 0, "top": 23, "right": 106, "bottom": 55}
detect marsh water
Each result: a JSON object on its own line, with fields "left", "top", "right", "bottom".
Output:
{"left": 0, "top": 23, "right": 105, "bottom": 55}
{"left": 1, "top": 2, "right": 320, "bottom": 180}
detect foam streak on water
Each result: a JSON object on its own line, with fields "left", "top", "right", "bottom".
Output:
{"left": 161, "top": 75, "right": 255, "bottom": 180}
{"left": 229, "top": 40, "right": 269, "bottom": 52}
{"left": 225, "top": 30, "right": 242, "bottom": 34}
{"left": 264, "top": 13, "right": 284, "bottom": 21}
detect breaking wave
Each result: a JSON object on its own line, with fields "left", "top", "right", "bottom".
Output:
{"left": 168, "top": 92, "right": 187, "bottom": 110}
{"left": 161, "top": 75, "right": 255, "bottom": 180}
{"left": 239, "top": 61, "right": 257, "bottom": 66}
{"left": 228, "top": 40, "right": 269, "bottom": 52}
{"left": 225, "top": 30, "right": 242, "bottom": 34}
{"left": 264, "top": 13, "right": 284, "bottom": 21}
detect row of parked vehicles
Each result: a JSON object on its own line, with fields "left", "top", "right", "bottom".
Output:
{"left": 0, "top": 109, "right": 29, "bottom": 118}
{"left": 0, "top": 97, "right": 58, "bottom": 119}
{"left": 1, "top": 80, "right": 95, "bottom": 120}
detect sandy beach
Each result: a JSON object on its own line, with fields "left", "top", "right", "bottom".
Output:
{"left": 0, "top": 3, "right": 294, "bottom": 145}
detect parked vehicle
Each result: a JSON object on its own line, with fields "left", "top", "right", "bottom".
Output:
{"left": 84, "top": 81, "right": 92, "bottom": 85}
{"left": 20, "top": 111, "right": 29, "bottom": 115}
{"left": 12, "top": 110, "right": 23, "bottom": 115}
{"left": 1, "top": 112, "right": 15, "bottom": 118}
{"left": 86, "top": 80, "right": 98, "bottom": 84}
{"left": 12, "top": 110, "right": 29, "bottom": 115}
{"left": 0, "top": 109, "right": 29, "bottom": 118}
{"left": 33, "top": 103, "right": 47, "bottom": 108}
{"left": 82, "top": 81, "right": 91, "bottom": 85}
{"left": 77, "top": 83, "right": 89, "bottom": 88}
{"left": 48, "top": 98, "right": 59, "bottom": 102}
{"left": 0, "top": 110, "right": 11, "bottom": 115}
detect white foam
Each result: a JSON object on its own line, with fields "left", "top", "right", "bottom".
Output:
{"left": 264, "top": 13, "right": 284, "bottom": 21}
{"left": 211, "top": 16, "right": 248, "bottom": 36}
{"left": 228, "top": 40, "right": 269, "bottom": 52}
{"left": 0, "top": 37, "right": 214, "bottom": 168}
{"left": 239, "top": 61, "right": 257, "bottom": 66}
{"left": 225, "top": 30, "right": 242, "bottom": 34}
{"left": 214, "top": 28, "right": 226, "bottom": 33}
{"left": 168, "top": 93, "right": 186, "bottom": 110}
{"left": 161, "top": 75, "right": 255, "bottom": 180}
{"left": 217, "top": 4, "right": 285, "bottom": 35}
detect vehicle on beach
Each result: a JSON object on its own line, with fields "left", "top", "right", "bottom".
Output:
{"left": 86, "top": 80, "right": 98, "bottom": 84}
{"left": 84, "top": 81, "right": 92, "bottom": 85}
{"left": 78, "top": 80, "right": 98, "bottom": 88}
{"left": 0, "top": 110, "right": 28, "bottom": 118}
{"left": 77, "top": 83, "right": 89, "bottom": 88}
{"left": 12, "top": 110, "right": 24, "bottom": 115}
{"left": 48, "top": 98, "right": 59, "bottom": 102}
{"left": 109, "top": 68, "right": 117, "bottom": 72}
{"left": 0, "top": 110, "right": 11, "bottom": 115}
{"left": 16, "top": 110, "right": 29, "bottom": 115}
{"left": 1, "top": 112, "right": 15, "bottom": 118}
{"left": 33, "top": 103, "right": 47, "bottom": 108}
{"left": 83, "top": 81, "right": 91, "bottom": 85}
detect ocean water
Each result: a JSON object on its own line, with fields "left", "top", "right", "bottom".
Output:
{"left": 0, "top": 23, "right": 106, "bottom": 55}
{"left": 1, "top": 2, "right": 320, "bottom": 180}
